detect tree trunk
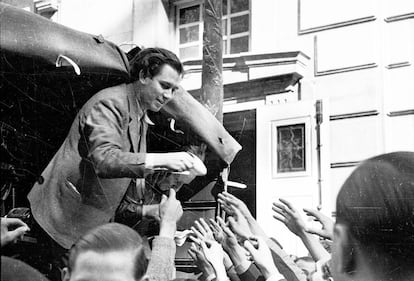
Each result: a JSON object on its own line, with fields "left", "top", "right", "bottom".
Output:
{"left": 201, "top": 0, "right": 223, "bottom": 122}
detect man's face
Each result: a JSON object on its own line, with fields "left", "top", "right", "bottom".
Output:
{"left": 138, "top": 64, "right": 182, "bottom": 112}
{"left": 62, "top": 250, "right": 137, "bottom": 281}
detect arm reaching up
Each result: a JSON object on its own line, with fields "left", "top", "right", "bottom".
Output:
{"left": 191, "top": 218, "right": 216, "bottom": 242}
{"left": 243, "top": 236, "right": 283, "bottom": 280}
{"left": 188, "top": 242, "right": 216, "bottom": 281}
{"left": 272, "top": 198, "right": 330, "bottom": 262}
{"left": 303, "top": 208, "right": 334, "bottom": 240}
{"left": 146, "top": 189, "right": 183, "bottom": 281}
{"left": 227, "top": 206, "right": 252, "bottom": 242}
{"left": 218, "top": 192, "right": 267, "bottom": 238}
{"left": 158, "top": 189, "right": 183, "bottom": 238}
{"left": 200, "top": 240, "right": 228, "bottom": 281}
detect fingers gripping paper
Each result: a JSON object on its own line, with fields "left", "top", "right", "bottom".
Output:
{"left": 162, "top": 87, "right": 242, "bottom": 164}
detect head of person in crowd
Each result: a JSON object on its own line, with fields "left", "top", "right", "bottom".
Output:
{"left": 332, "top": 151, "right": 414, "bottom": 281}
{"left": 129, "top": 47, "right": 184, "bottom": 112}
{"left": 62, "top": 223, "right": 148, "bottom": 281}
{"left": 294, "top": 256, "right": 315, "bottom": 281}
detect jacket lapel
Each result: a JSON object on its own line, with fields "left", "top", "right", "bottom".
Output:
{"left": 127, "top": 83, "right": 141, "bottom": 153}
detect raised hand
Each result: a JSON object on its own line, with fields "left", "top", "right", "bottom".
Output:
{"left": 243, "top": 236, "right": 280, "bottom": 279}
{"left": 303, "top": 208, "right": 334, "bottom": 240}
{"left": 216, "top": 216, "right": 240, "bottom": 251}
{"left": 188, "top": 242, "right": 215, "bottom": 278}
{"left": 191, "top": 218, "right": 215, "bottom": 242}
{"left": 272, "top": 198, "right": 307, "bottom": 237}
{"left": 218, "top": 191, "right": 252, "bottom": 219}
{"left": 1, "top": 217, "right": 30, "bottom": 247}
{"left": 218, "top": 192, "right": 268, "bottom": 238}
{"left": 227, "top": 206, "right": 252, "bottom": 241}
{"left": 158, "top": 189, "right": 183, "bottom": 238}
{"left": 200, "top": 240, "right": 228, "bottom": 281}
{"left": 272, "top": 199, "right": 331, "bottom": 261}
{"left": 216, "top": 216, "right": 251, "bottom": 271}
{"left": 209, "top": 218, "right": 225, "bottom": 244}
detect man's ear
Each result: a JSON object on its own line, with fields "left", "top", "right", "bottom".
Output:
{"left": 334, "top": 223, "right": 356, "bottom": 275}
{"left": 139, "top": 70, "right": 148, "bottom": 84}
{"left": 61, "top": 267, "right": 71, "bottom": 281}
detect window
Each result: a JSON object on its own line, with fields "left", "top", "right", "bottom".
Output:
{"left": 276, "top": 124, "right": 306, "bottom": 173}
{"left": 222, "top": 0, "right": 250, "bottom": 55}
{"left": 271, "top": 117, "right": 311, "bottom": 178}
{"left": 177, "top": 3, "right": 203, "bottom": 61}
{"left": 176, "top": 0, "right": 250, "bottom": 60}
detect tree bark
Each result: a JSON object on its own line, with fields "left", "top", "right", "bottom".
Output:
{"left": 201, "top": 0, "right": 223, "bottom": 122}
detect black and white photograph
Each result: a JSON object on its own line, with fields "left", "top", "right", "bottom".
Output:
{"left": 1, "top": 1, "right": 413, "bottom": 281}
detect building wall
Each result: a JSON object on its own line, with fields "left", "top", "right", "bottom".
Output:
{"left": 294, "top": 0, "right": 414, "bottom": 211}
{"left": 246, "top": 0, "right": 414, "bottom": 212}
{"left": 55, "top": 0, "right": 173, "bottom": 51}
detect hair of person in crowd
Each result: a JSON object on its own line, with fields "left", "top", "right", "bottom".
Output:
{"left": 129, "top": 47, "right": 184, "bottom": 82}
{"left": 65, "top": 223, "right": 148, "bottom": 281}
{"left": 335, "top": 151, "right": 414, "bottom": 279}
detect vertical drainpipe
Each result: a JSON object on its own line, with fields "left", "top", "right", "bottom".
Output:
{"left": 315, "top": 99, "right": 323, "bottom": 210}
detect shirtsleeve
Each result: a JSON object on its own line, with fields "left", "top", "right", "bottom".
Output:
{"left": 146, "top": 236, "right": 176, "bottom": 281}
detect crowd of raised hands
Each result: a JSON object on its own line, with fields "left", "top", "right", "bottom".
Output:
{"left": 0, "top": 191, "right": 334, "bottom": 281}
{"left": 187, "top": 191, "right": 335, "bottom": 281}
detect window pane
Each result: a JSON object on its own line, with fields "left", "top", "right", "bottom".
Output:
{"left": 223, "top": 39, "right": 228, "bottom": 54}
{"left": 179, "top": 5, "right": 200, "bottom": 24}
{"left": 179, "top": 26, "right": 199, "bottom": 44}
{"left": 230, "top": 0, "right": 249, "bottom": 13}
{"left": 230, "top": 14, "right": 249, "bottom": 34}
{"left": 179, "top": 45, "right": 199, "bottom": 60}
{"left": 230, "top": 36, "right": 248, "bottom": 53}
{"left": 222, "top": 0, "right": 228, "bottom": 15}
{"left": 277, "top": 124, "right": 306, "bottom": 173}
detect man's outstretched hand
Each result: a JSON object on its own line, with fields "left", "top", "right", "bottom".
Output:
{"left": 148, "top": 152, "right": 195, "bottom": 172}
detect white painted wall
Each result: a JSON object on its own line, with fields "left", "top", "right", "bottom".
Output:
{"left": 56, "top": 0, "right": 173, "bottom": 50}
{"left": 132, "top": 0, "right": 174, "bottom": 49}
{"left": 58, "top": 0, "right": 134, "bottom": 45}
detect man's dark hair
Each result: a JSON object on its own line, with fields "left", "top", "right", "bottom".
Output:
{"left": 336, "top": 151, "right": 414, "bottom": 276}
{"left": 129, "top": 47, "right": 184, "bottom": 82}
{"left": 68, "top": 223, "right": 148, "bottom": 280}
